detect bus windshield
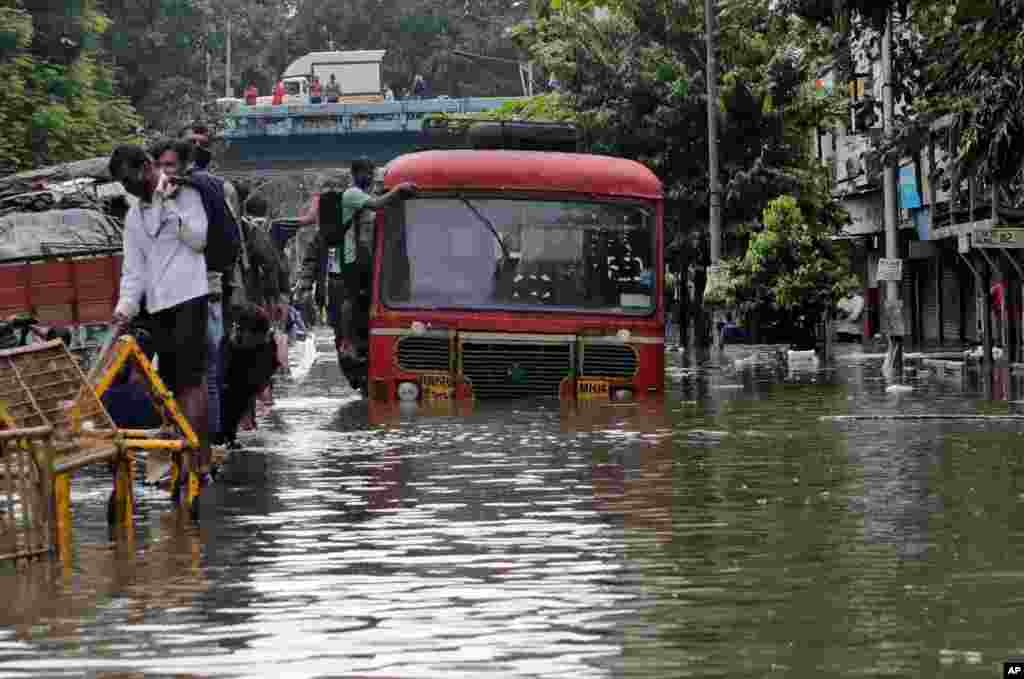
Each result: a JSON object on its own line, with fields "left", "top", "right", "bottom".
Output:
{"left": 381, "top": 197, "right": 656, "bottom": 314}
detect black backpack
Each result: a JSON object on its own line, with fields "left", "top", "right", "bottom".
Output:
{"left": 318, "top": 190, "right": 350, "bottom": 247}
{"left": 183, "top": 172, "right": 242, "bottom": 275}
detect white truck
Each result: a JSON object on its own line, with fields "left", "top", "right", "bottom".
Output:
{"left": 257, "top": 50, "right": 387, "bottom": 105}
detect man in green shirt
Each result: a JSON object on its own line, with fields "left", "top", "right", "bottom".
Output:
{"left": 331, "top": 160, "right": 375, "bottom": 357}
{"left": 296, "top": 159, "right": 415, "bottom": 369}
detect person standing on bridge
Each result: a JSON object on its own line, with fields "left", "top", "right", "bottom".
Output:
{"left": 412, "top": 74, "right": 427, "bottom": 99}
{"left": 325, "top": 75, "right": 341, "bottom": 103}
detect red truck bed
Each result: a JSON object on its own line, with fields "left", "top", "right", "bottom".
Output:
{"left": 0, "top": 252, "right": 122, "bottom": 325}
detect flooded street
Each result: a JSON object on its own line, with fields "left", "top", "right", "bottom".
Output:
{"left": 2, "top": 333, "right": 1024, "bottom": 678}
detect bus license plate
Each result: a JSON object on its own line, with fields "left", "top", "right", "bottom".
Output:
{"left": 577, "top": 379, "right": 610, "bottom": 400}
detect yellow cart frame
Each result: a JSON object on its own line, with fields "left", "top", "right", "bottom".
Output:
{"left": 89, "top": 334, "right": 203, "bottom": 517}
{"left": 0, "top": 334, "right": 205, "bottom": 563}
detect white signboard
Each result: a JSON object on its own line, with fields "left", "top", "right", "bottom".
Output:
{"left": 972, "top": 228, "right": 1024, "bottom": 249}
{"left": 958, "top": 233, "right": 970, "bottom": 254}
{"left": 877, "top": 258, "right": 903, "bottom": 282}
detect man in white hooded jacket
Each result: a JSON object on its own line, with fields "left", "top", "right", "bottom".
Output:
{"left": 109, "top": 144, "right": 212, "bottom": 474}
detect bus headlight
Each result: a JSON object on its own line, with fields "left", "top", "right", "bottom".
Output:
{"left": 397, "top": 381, "right": 420, "bottom": 402}
{"left": 617, "top": 329, "right": 631, "bottom": 342}
{"left": 611, "top": 387, "right": 633, "bottom": 401}
{"left": 411, "top": 321, "right": 426, "bottom": 335}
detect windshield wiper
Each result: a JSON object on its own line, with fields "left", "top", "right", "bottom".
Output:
{"left": 459, "top": 196, "right": 511, "bottom": 262}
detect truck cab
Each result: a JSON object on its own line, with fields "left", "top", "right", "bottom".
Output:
{"left": 282, "top": 76, "right": 310, "bottom": 103}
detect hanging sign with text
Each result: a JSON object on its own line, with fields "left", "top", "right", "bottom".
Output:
{"left": 877, "top": 258, "right": 904, "bottom": 282}
{"left": 971, "top": 227, "right": 1024, "bottom": 249}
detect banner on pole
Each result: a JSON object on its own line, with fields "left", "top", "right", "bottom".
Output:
{"left": 877, "top": 258, "right": 903, "bottom": 281}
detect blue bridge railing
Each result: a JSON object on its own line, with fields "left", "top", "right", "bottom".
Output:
{"left": 222, "top": 97, "right": 524, "bottom": 139}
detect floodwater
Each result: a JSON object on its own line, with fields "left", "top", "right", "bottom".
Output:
{"left": 2, "top": 333, "right": 1024, "bottom": 678}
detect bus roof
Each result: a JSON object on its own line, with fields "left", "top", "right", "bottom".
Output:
{"left": 384, "top": 150, "right": 663, "bottom": 200}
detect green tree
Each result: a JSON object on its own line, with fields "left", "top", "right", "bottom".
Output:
{"left": 907, "top": 0, "right": 1024, "bottom": 189}
{"left": 707, "top": 193, "right": 857, "bottom": 344}
{"left": 787, "top": 0, "right": 1024, "bottom": 207}
{"left": 0, "top": 2, "right": 140, "bottom": 173}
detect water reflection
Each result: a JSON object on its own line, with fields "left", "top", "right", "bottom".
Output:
{"left": 0, "top": 343, "right": 1023, "bottom": 677}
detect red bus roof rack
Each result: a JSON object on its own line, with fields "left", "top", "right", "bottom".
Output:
{"left": 420, "top": 118, "right": 581, "bottom": 153}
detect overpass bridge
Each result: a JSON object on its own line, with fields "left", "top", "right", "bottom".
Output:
{"left": 217, "top": 96, "right": 524, "bottom": 172}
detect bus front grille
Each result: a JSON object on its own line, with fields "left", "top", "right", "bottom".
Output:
{"left": 396, "top": 336, "right": 450, "bottom": 372}
{"left": 461, "top": 341, "right": 572, "bottom": 399}
{"left": 580, "top": 344, "right": 638, "bottom": 378}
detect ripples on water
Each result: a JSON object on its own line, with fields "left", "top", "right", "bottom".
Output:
{"left": 1, "top": 340, "right": 1024, "bottom": 678}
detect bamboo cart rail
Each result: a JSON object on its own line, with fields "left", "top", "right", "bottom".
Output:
{"left": 0, "top": 425, "right": 55, "bottom": 563}
{"left": 0, "top": 341, "right": 121, "bottom": 472}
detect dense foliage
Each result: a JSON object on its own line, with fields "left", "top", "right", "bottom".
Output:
{"left": 0, "top": 1, "right": 140, "bottom": 173}
{"left": 790, "top": 0, "right": 1024, "bottom": 201}
{"left": 706, "top": 193, "right": 857, "bottom": 337}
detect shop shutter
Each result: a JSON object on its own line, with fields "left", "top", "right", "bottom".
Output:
{"left": 943, "top": 258, "right": 962, "bottom": 342}
{"left": 963, "top": 263, "right": 980, "bottom": 343}
{"left": 922, "top": 258, "right": 940, "bottom": 343}
{"left": 901, "top": 264, "right": 916, "bottom": 342}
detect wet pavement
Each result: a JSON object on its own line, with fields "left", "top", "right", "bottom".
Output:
{"left": 1, "top": 332, "right": 1024, "bottom": 678}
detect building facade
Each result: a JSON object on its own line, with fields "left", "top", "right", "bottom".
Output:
{"left": 815, "top": 40, "right": 1016, "bottom": 357}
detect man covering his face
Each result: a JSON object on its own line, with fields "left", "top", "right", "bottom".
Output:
{"left": 108, "top": 143, "right": 213, "bottom": 476}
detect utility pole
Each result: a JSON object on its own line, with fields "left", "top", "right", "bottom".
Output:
{"left": 705, "top": 0, "right": 723, "bottom": 353}
{"left": 225, "top": 15, "right": 233, "bottom": 99}
{"left": 706, "top": 0, "right": 721, "bottom": 265}
{"left": 881, "top": 7, "right": 903, "bottom": 376}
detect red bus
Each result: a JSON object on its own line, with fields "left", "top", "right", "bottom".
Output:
{"left": 359, "top": 136, "right": 665, "bottom": 406}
